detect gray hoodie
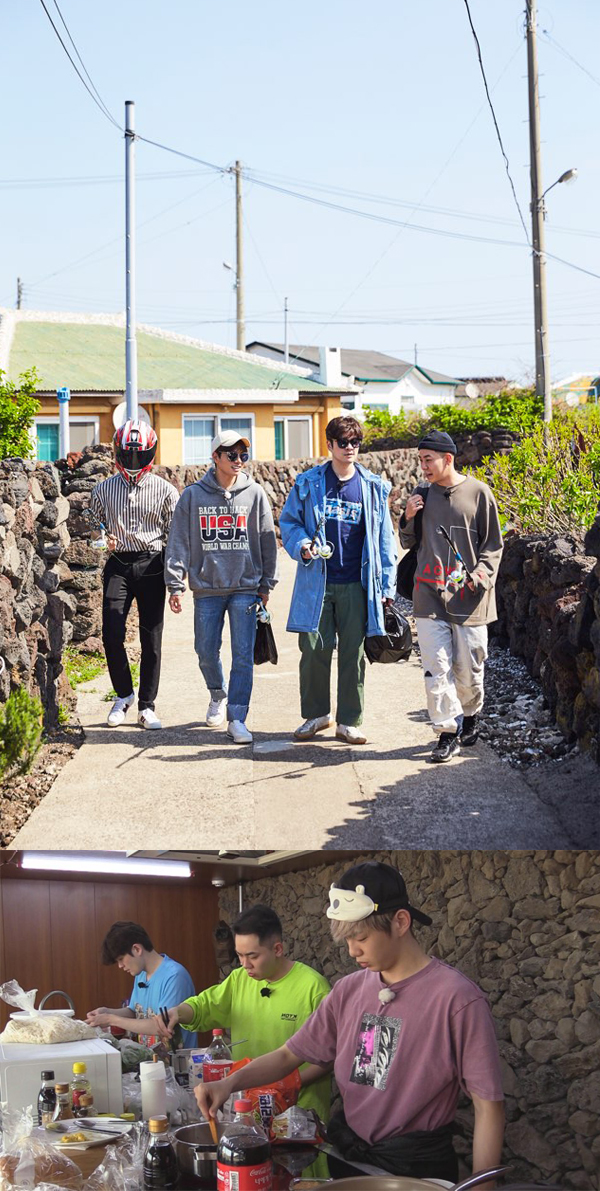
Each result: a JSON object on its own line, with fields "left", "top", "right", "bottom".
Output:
{"left": 164, "top": 469, "right": 278, "bottom": 597}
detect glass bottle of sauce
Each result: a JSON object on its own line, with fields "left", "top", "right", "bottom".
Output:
{"left": 37, "top": 1070, "right": 57, "bottom": 1126}
{"left": 55, "top": 1083, "right": 73, "bottom": 1120}
{"left": 143, "top": 1115, "right": 178, "bottom": 1189}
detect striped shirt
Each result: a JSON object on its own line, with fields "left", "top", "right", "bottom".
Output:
{"left": 90, "top": 471, "right": 179, "bottom": 552}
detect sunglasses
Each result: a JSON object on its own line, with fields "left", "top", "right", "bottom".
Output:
{"left": 335, "top": 437, "right": 362, "bottom": 450}
{"left": 225, "top": 450, "right": 250, "bottom": 462}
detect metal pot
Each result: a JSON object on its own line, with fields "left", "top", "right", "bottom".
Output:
{"left": 174, "top": 1122, "right": 228, "bottom": 1186}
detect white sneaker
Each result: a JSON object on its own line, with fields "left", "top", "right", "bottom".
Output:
{"left": 294, "top": 715, "right": 334, "bottom": 741}
{"left": 206, "top": 697, "right": 227, "bottom": 727}
{"left": 107, "top": 693, "right": 135, "bottom": 727}
{"left": 227, "top": 720, "right": 253, "bottom": 744}
{"left": 336, "top": 723, "right": 367, "bottom": 745}
{"left": 138, "top": 708, "right": 162, "bottom": 730}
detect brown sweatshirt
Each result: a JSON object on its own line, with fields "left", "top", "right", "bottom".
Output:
{"left": 398, "top": 476, "right": 503, "bottom": 625}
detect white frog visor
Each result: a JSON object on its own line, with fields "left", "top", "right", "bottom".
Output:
{"left": 326, "top": 883, "right": 378, "bottom": 921}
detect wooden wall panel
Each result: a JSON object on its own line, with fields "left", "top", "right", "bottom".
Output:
{"left": 49, "top": 881, "right": 98, "bottom": 1020}
{"left": 93, "top": 882, "right": 141, "bottom": 1009}
{"left": 1, "top": 881, "right": 53, "bottom": 1029}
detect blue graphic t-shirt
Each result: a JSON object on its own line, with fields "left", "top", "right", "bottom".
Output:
{"left": 129, "top": 954, "right": 197, "bottom": 1048}
{"left": 323, "top": 464, "right": 365, "bottom": 584}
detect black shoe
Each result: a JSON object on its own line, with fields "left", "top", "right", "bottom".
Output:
{"left": 460, "top": 715, "right": 479, "bottom": 746}
{"left": 431, "top": 732, "right": 461, "bottom": 763}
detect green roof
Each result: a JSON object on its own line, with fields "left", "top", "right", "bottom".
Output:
{"left": 8, "top": 321, "right": 332, "bottom": 392}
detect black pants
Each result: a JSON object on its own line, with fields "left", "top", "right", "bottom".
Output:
{"left": 102, "top": 551, "right": 166, "bottom": 711}
{"left": 326, "top": 1111, "right": 458, "bottom": 1182}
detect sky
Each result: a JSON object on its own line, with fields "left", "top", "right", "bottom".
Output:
{"left": 2, "top": 0, "right": 599, "bottom": 384}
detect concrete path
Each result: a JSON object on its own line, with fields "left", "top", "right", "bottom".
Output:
{"left": 14, "top": 553, "right": 580, "bottom": 850}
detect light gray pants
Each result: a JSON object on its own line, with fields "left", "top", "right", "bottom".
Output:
{"left": 415, "top": 617, "right": 488, "bottom": 734}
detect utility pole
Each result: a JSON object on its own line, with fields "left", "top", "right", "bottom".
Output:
{"left": 414, "top": 342, "right": 418, "bottom": 366}
{"left": 526, "top": 0, "right": 551, "bottom": 423}
{"left": 235, "top": 161, "right": 245, "bottom": 351}
{"left": 125, "top": 100, "right": 138, "bottom": 421}
{"left": 16, "top": 278, "right": 23, "bottom": 310}
{"left": 284, "top": 297, "right": 289, "bottom": 363}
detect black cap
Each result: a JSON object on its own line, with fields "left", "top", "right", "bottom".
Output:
{"left": 331, "top": 861, "right": 432, "bottom": 926}
{"left": 41, "top": 1070, "right": 55, "bottom": 1080}
{"left": 418, "top": 429, "right": 457, "bottom": 456}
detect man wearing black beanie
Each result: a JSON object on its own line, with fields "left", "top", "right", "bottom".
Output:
{"left": 398, "top": 429, "right": 503, "bottom": 763}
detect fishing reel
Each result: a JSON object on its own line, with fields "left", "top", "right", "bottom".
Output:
{"left": 445, "top": 563, "right": 467, "bottom": 592}
{"left": 81, "top": 507, "right": 108, "bottom": 550}
{"left": 248, "top": 597, "right": 271, "bottom": 624}
{"left": 312, "top": 541, "right": 334, "bottom": 560}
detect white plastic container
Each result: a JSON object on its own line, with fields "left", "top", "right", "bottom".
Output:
{"left": 187, "top": 1048, "right": 207, "bottom": 1089}
{"left": 140, "top": 1060, "right": 167, "bottom": 1120}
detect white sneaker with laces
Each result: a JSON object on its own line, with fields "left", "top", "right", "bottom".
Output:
{"left": 227, "top": 720, "right": 253, "bottom": 744}
{"left": 206, "top": 697, "right": 227, "bottom": 727}
{"left": 107, "top": 693, "right": 135, "bottom": 727}
{"left": 294, "top": 715, "right": 334, "bottom": 741}
{"left": 336, "top": 723, "right": 367, "bottom": 745}
{"left": 138, "top": 708, "right": 163, "bottom": 730}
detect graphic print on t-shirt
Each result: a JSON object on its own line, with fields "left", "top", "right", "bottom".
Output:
{"left": 324, "top": 495, "right": 362, "bottom": 525}
{"left": 199, "top": 505, "right": 249, "bottom": 552}
{"left": 350, "top": 1013, "right": 402, "bottom": 1090}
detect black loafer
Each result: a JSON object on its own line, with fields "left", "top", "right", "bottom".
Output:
{"left": 460, "top": 715, "right": 479, "bottom": 746}
{"left": 431, "top": 732, "right": 461, "bottom": 763}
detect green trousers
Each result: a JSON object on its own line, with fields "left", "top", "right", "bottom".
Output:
{"left": 299, "top": 582, "right": 367, "bottom": 726}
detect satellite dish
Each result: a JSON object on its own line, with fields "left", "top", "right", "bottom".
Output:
{"left": 112, "top": 402, "right": 151, "bottom": 430}
{"left": 465, "top": 382, "right": 480, "bottom": 400}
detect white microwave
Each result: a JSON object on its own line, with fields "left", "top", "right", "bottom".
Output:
{"left": 0, "top": 1037, "right": 123, "bottom": 1115}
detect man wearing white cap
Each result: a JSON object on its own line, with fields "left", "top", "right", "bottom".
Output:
{"left": 165, "top": 431, "right": 278, "bottom": 743}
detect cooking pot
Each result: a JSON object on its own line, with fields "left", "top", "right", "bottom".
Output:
{"left": 310, "top": 1169, "right": 511, "bottom": 1191}
{"left": 174, "top": 1121, "right": 228, "bottom": 1186}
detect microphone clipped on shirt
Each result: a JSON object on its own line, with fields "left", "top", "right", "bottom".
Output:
{"left": 260, "top": 987, "right": 271, "bottom": 998}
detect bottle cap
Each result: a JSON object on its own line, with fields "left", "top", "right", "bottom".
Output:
{"left": 80, "top": 1095, "right": 94, "bottom": 1106}
{"left": 234, "top": 1099, "right": 253, "bottom": 1113}
{"left": 212, "top": 1028, "right": 224, "bottom": 1035}
{"left": 41, "top": 1071, "right": 55, "bottom": 1080}
{"left": 72, "top": 1063, "right": 87, "bottom": 1074}
{"left": 55, "top": 1083, "right": 69, "bottom": 1093}
{"left": 148, "top": 1116, "right": 169, "bottom": 1134}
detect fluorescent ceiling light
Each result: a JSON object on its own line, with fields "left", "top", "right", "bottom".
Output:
{"left": 21, "top": 852, "right": 191, "bottom": 879}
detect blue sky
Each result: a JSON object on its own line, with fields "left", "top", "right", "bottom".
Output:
{"left": 2, "top": 0, "right": 599, "bottom": 382}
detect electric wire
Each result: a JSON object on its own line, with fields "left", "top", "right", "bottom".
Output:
{"left": 50, "top": 0, "right": 121, "bottom": 127}
{"left": 541, "top": 28, "right": 600, "bottom": 89}
{"left": 37, "top": 0, "right": 121, "bottom": 130}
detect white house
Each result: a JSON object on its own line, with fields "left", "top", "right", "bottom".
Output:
{"left": 246, "top": 342, "right": 460, "bottom": 416}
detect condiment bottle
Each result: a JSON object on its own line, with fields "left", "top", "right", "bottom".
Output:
{"left": 38, "top": 1070, "right": 57, "bottom": 1126}
{"left": 203, "top": 1029, "right": 233, "bottom": 1082}
{"left": 74, "top": 1093, "right": 94, "bottom": 1119}
{"left": 55, "top": 1083, "right": 73, "bottom": 1120}
{"left": 143, "top": 1115, "right": 178, "bottom": 1189}
{"left": 70, "top": 1062, "right": 92, "bottom": 1112}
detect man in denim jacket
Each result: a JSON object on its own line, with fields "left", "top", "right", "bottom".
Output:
{"left": 280, "top": 416, "right": 397, "bottom": 745}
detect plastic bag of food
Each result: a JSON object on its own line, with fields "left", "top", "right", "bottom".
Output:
{"left": 84, "top": 1122, "right": 146, "bottom": 1191}
{"left": 228, "top": 1058, "right": 302, "bottom": 1134}
{"left": 0, "top": 981, "right": 39, "bottom": 1017}
{"left": 0, "top": 1107, "right": 82, "bottom": 1190}
{"left": 0, "top": 1016, "right": 97, "bottom": 1046}
{"left": 271, "top": 1106, "right": 319, "bottom": 1142}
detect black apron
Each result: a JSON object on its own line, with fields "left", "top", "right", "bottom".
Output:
{"left": 327, "top": 1109, "right": 459, "bottom": 1182}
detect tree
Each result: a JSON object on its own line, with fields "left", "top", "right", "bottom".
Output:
{"left": 0, "top": 368, "right": 41, "bottom": 459}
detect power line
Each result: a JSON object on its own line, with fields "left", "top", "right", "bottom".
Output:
{"left": 541, "top": 28, "right": 600, "bottom": 89}
{"left": 461, "top": 0, "right": 529, "bottom": 242}
{"left": 50, "top": 0, "right": 120, "bottom": 126}
{"left": 37, "top": 0, "right": 121, "bottom": 130}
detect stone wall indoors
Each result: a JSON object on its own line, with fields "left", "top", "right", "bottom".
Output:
{"left": 219, "top": 850, "right": 600, "bottom": 1191}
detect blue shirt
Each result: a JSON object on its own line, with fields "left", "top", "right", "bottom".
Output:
{"left": 129, "top": 955, "right": 197, "bottom": 1048}
{"left": 323, "top": 464, "right": 365, "bottom": 584}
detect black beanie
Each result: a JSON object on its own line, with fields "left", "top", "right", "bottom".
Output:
{"left": 418, "top": 429, "right": 457, "bottom": 456}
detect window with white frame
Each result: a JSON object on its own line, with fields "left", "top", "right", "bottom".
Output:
{"left": 182, "top": 414, "right": 254, "bottom": 465}
{"left": 33, "top": 417, "right": 100, "bottom": 462}
{"left": 274, "top": 416, "right": 312, "bottom": 461}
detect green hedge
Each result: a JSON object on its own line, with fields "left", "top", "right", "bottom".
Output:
{"left": 362, "top": 388, "right": 544, "bottom": 444}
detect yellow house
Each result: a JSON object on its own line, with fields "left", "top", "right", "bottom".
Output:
{"left": 1, "top": 310, "right": 354, "bottom": 465}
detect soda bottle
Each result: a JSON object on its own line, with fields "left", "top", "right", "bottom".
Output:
{"left": 203, "top": 1028, "right": 233, "bottom": 1083}
{"left": 70, "top": 1062, "right": 92, "bottom": 1112}
{"left": 217, "top": 1099, "right": 272, "bottom": 1191}
{"left": 37, "top": 1070, "right": 57, "bottom": 1126}
{"left": 144, "top": 1116, "right": 178, "bottom": 1189}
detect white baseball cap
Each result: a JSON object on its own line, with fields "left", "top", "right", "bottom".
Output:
{"left": 211, "top": 430, "right": 251, "bottom": 453}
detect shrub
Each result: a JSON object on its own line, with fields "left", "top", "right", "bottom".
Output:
{"left": 0, "top": 687, "right": 43, "bottom": 781}
{"left": 362, "top": 388, "right": 544, "bottom": 445}
{"left": 471, "top": 420, "right": 600, "bottom": 535}
{"left": 0, "top": 368, "right": 41, "bottom": 459}
{"left": 63, "top": 647, "right": 106, "bottom": 689}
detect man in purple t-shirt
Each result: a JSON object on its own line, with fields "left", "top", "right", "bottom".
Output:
{"left": 196, "top": 861, "right": 505, "bottom": 1182}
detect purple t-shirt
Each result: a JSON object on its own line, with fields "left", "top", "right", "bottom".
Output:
{"left": 287, "top": 958, "right": 504, "bottom": 1144}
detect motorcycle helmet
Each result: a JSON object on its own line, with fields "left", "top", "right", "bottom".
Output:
{"left": 365, "top": 601, "right": 412, "bottom": 664}
{"left": 114, "top": 419, "right": 157, "bottom": 484}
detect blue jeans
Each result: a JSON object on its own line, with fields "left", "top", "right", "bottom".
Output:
{"left": 194, "top": 592, "right": 258, "bottom": 723}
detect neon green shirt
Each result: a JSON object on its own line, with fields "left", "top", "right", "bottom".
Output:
{"left": 183, "top": 962, "right": 331, "bottom": 1121}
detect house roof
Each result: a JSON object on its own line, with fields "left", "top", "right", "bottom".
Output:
{"left": 246, "top": 341, "right": 458, "bottom": 385}
{"left": 1, "top": 312, "right": 351, "bottom": 395}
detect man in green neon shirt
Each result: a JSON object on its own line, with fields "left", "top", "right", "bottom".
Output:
{"left": 148, "top": 904, "right": 332, "bottom": 1122}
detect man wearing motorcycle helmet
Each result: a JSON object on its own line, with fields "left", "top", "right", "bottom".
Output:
{"left": 90, "top": 419, "right": 179, "bottom": 729}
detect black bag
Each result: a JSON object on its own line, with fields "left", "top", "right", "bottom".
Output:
{"left": 365, "top": 600, "right": 412, "bottom": 664}
{"left": 396, "top": 485, "right": 429, "bottom": 601}
{"left": 254, "top": 618, "right": 278, "bottom": 665}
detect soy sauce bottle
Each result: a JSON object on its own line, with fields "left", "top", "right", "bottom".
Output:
{"left": 217, "top": 1099, "right": 272, "bottom": 1191}
{"left": 37, "top": 1070, "right": 57, "bottom": 1126}
{"left": 144, "top": 1116, "right": 178, "bottom": 1189}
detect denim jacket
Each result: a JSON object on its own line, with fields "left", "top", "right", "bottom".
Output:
{"left": 279, "top": 462, "right": 398, "bottom": 637}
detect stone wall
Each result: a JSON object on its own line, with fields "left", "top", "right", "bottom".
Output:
{"left": 493, "top": 529, "right": 600, "bottom": 761}
{"left": 218, "top": 850, "right": 600, "bottom": 1191}
{"left": 361, "top": 427, "right": 520, "bottom": 466}
{"left": 0, "top": 459, "right": 75, "bottom": 725}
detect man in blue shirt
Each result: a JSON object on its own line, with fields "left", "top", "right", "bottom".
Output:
{"left": 280, "top": 416, "right": 397, "bottom": 745}
{"left": 86, "top": 920, "right": 197, "bottom": 1049}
